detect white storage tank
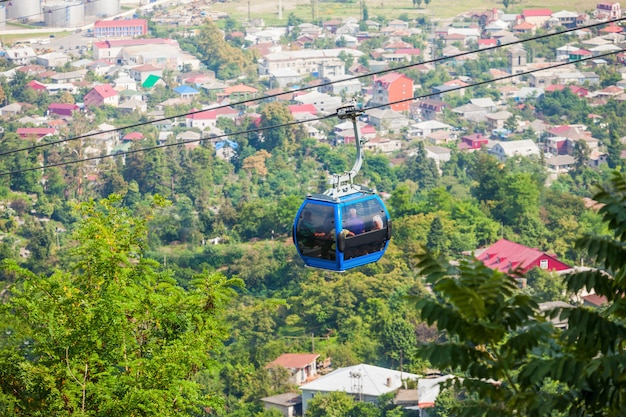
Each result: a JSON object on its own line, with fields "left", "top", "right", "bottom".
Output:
{"left": 44, "top": 1, "right": 85, "bottom": 28}
{"left": 0, "top": 5, "right": 7, "bottom": 30}
{"left": 6, "top": 0, "right": 43, "bottom": 23}
{"left": 84, "top": 0, "right": 120, "bottom": 18}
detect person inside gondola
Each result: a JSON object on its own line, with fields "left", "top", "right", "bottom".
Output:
{"left": 343, "top": 207, "right": 364, "bottom": 235}
{"left": 298, "top": 210, "right": 325, "bottom": 252}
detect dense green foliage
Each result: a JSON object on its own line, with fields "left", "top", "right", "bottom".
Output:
{"left": 415, "top": 171, "right": 626, "bottom": 417}
{"left": 0, "top": 195, "right": 243, "bottom": 415}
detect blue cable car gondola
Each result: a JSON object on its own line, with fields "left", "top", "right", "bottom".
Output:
{"left": 293, "top": 103, "right": 392, "bottom": 271}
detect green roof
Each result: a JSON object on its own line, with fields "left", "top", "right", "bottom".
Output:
{"left": 142, "top": 74, "right": 162, "bottom": 89}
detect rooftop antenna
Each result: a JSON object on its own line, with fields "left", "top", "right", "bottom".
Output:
{"left": 349, "top": 370, "right": 363, "bottom": 401}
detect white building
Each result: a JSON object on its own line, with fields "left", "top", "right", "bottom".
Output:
{"left": 258, "top": 48, "right": 363, "bottom": 77}
{"left": 300, "top": 364, "right": 418, "bottom": 415}
{"left": 293, "top": 91, "right": 343, "bottom": 115}
{"left": 489, "top": 139, "right": 540, "bottom": 161}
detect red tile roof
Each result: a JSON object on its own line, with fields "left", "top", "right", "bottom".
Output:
{"left": 522, "top": 9, "right": 553, "bottom": 17}
{"left": 583, "top": 293, "right": 608, "bottom": 307}
{"left": 26, "top": 80, "right": 47, "bottom": 90}
{"left": 48, "top": 103, "right": 79, "bottom": 111}
{"left": 477, "top": 239, "right": 571, "bottom": 273}
{"left": 132, "top": 64, "right": 162, "bottom": 72}
{"left": 478, "top": 39, "right": 498, "bottom": 46}
{"left": 373, "top": 72, "right": 411, "bottom": 87}
{"left": 94, "top": 18, "right": 147, "bottom": 28}
{"left": 17, "top": 127, "right": 56, "bottom": 137}
{"left": 223, "top": 84, "right": 258, "bottom": 94}
{"left": 266, "top": 353, "right": 320, "bottom": 369}
{"left": 123, "top": 132, "right": 144, "bottom": 141}
{"left": 601, "top": 24, "right": 623, "bottom": 33}
{"left": 186, "top": 106, "right": 238, "bottom": 120}
{"left": 92, "top": 84, "right": 118, "bottom": 98}
{"left": 288, "top": 104, "right": 317, "bottom": 114}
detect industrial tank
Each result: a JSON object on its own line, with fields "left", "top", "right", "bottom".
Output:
{"left": 44, "top": 1, "right": 85, "bottom": 28}
{"left": 0, "top": 5, "right": 7, "bottom": 30}
{"left": 84, "top": 0, "right": 120, "bottom": 18}
{"left": 6, "top": 0, "right": 43, "bottom": 23}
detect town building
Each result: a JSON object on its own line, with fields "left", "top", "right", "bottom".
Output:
{"left": 266, "top": 353, "right": 320, "bottom": 386}
{"left": 299, "top": 364, "right": 418, "bottom": 415}
{"left": 93, "top": 19, "right": 148, "bottom": 38}
{"left": 369, "top": 72, "right": 414, "bottom": 112}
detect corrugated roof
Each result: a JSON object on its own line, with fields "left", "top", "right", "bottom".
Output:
{"left": 300, "top": 364, "right": 418, "bottom": 397}
{"left": 267, "top": 353, "right": 320, "bottom": 369}
{"left": 142, "top": 74, "right": 162, "bottom": 88}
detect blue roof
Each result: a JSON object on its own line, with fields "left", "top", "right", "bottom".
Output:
{"left": 173, "top": 85, "right": 199, "bottom": 95}
{"left": 215, "top": 139, "right": 238, "bottom": 150}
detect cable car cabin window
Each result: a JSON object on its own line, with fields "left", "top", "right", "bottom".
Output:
{"left": 340, "top": 200, "right": 388, "bottom": 260}
{"left": 295, "top": 203, "right": 335, "bottom": 261}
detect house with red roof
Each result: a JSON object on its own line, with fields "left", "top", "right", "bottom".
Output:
{"left": 122, "top": 132, "right": 145, "bottom": 141}
{"left": 26, "top": 80, "right": 47, "bottom": 92}
{"left": 47, "top": 103, "right": 80, "bottom": 117}
{"left": 478, "top": 38, "right": 498, "bottom": 49}
{"left": 519, "top": 9, "right": 553, "bottom": 27}
{"left": 185, "top": 106, "right": 239, "bottom": 130}
{"left": 84, "top": 84, "right": 119, "bottom": 108}
{"left": 569, "top": 49, "right": 592, "bottom": 61}
{"left": 266, "top": 353, "right": 320, "bottom": 386}
{"left": 600, "top": 23, "right": 623, "bottom": 33}
{"left": 16, "top": 127, "right": 57, "bottom": 141}
{"left": 513, "top": 21, "right": 536, "bottom": 34}
{"left": 458, "top": 133, "right": 489, "bottom": 151}
{"left": 130, "top": 64, "right": 163, "bottom": 84}
{"left": 288, "top": 104, "right": 317, "bottom": 120}
{"left": 412, "top": 99, "right": 447, "bottom": 121}
{"left": 218, "top": 84, "right": 259, "bottom": 102}
{"left": 93, "top": 19, "right": 148, "bottom": 38}
{"left": 476, "top": 239, "right": 571, "bottom": 274}
{"left": 370, "top": 72, "right": 414, "bottom": 112}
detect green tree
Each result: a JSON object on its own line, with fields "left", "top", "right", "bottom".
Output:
{"left": 399, "top": 142, "right": 439, "bottom": 190}
{"left": 426, "top": 216, "right": 447, "bottom": 256}
{"left": 253, "top": 102, "right": 296, "bottom": 153}
{"left": 572, "top": 139, "right": 590, "bottom": 173}
{"left": 0, "top": 195, "right": 242, "bottom": 415}
{"left": 414, "top": 252, "right": 552, "bottom": 416}
{"left": 414, "top": 171, "right": 626, "bottom": 416}
{"left": 382, "top": 316, "right": 418, "bottom": 366}
{"left": 606, "top": 126, "right": 623, "bottom": 169}
{"left": 305, "top": 391, "right": 358, "bottom": 416}
{"left": 195, "top": 22, "right": 254, "bottom": 80}
{"left": 518, "top": 171, "right": 626, "bottom": 415}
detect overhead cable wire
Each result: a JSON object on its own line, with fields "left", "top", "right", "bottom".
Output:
{"left": 0, "top": 16, "right": 624, "bottom": 159}
{"left": 0, "top": 49, "right": 621, "bottom": 178}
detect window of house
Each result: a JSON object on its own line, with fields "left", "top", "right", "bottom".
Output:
{"left": 540, "top": 259, "right": 548, "bottom": 269}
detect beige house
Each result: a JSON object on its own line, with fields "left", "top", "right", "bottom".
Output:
{"left": 489, "top": 139, "right": 540, "bottom": 161}
{"left": 363, "top": 137, "right": 402, "bottom": 154}
{"left": 36, "top": 52, "right": 71, "bottom": 68}
{"left": 258, "top": 48, "right": 363, "bottom": 76}
{"left": 266, "top": 353, "right": 320, "bottom": 386}
{"left": 486, "top": 111, "right": 513, "bottom": 130}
